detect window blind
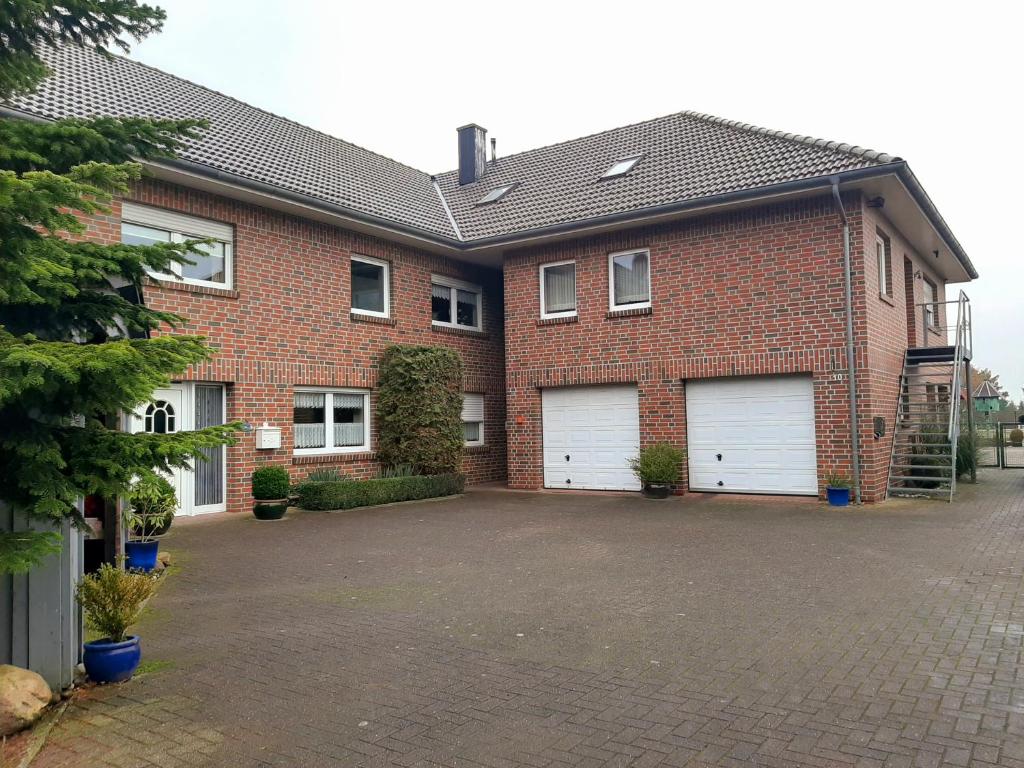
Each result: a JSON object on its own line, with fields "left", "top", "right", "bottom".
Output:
{"left": 544, "top": 264, "right": 576, "bottom": 313}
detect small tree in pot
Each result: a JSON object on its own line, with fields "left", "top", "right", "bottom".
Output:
{"left": 629, "top": 444, "right": 684, "bottom": 498}
{"left": 123, "top": 476, "right": 176, "bottom": 572}
{"left": 252, "top": 466, "right": 290, "bottom": 520}
{"left": 76, "top": 563, "right": 156, "bottom": 683}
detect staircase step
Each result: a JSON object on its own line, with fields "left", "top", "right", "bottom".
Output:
{"left": 890, "top": 464, "right": 953, "bottom": 470}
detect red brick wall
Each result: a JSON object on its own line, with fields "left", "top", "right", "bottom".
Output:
{"left": 858, "top": 201, "right": 949, "bottom": 500}
{"left": 87, "top": 178, "right": 507, "bottom": 514}
{"left": 503, "top": 194, "right": 881, "bottom": 498}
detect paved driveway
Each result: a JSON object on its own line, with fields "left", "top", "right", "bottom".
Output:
{"left": 26, "top": 471, "right": 1024, "bottom": 767}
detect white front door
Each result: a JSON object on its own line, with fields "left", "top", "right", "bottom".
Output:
{"left": 127, "top": 383, "right": 227, "bottom": 516}
{"left": 542, "top": 385, "right": 641, "bottom": 491}
{"left": 685, "top": 375, "right": 818, "bottom": 495}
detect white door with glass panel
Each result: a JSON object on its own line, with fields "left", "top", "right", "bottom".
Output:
{"left": 127, "top": 383, "right": 228, "bottom": 516}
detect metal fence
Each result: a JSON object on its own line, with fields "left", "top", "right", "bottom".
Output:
{"left": 998, "top": 422, "right": 1024, "bottom": 469}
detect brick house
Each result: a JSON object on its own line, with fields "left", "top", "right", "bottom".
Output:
{"left": 4, "top": 46, "right": 977, "bottom": 512}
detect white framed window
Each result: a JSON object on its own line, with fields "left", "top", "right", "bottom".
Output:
{"left": 293, "top": 388, "right": 370, "bottom": 455}
{"left": 432, "top": 275, "right": 482, "bottom": 331}
{"left": 461, "top": 393, "right": 485, "bottom": 446}
{"left": 350, "top": 255, "right": 390, "bottom": 318}
{"left": 608, "top": 249, "right": 651, "bottom": 310}
{"left": 876, "top": 233, "right": 892, "bottom": 297}
{"left": 539, "top": 260, "right": 577, "bottom": 319}
{"left": 923, "top": 277, "right": 938, "bottom": 328}
{"left": 121, "top": 202, "right": 233, "bottom": 289}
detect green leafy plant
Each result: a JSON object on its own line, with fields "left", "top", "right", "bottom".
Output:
{"left": 376, "top": 345, "right": 464, "bottom": 475}
{"left": 1010, "top": 428, "right": 1024, "bottom": 448}
{"left": 252, "top": 466, "right": 291, "bottom": 501}
{"left": 824, "top": 471, "right": 851, "bottom": 489}
{"left": 305, "top": 467, "right": 346, "bottom": 483}
{"left": 75, "top": 562, "right": 156, "bottom": 643}
{"left": 0, "top": 3, "right": 239, "bottom": 574}
{"left": 123, "top": 475, "right": 176, "bottom": 543}
{"left": 378, "top": 463, "right": 418, "bottom": 479}
{"left": 296, "top": 474, "right": 465, "bottom": 511}
{"left": 628, "top": 444, "right": 684, "bottom": 485}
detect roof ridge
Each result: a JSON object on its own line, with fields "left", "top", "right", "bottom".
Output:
{"left": 434, "top": 109, "right": 710, "bottom": 178}
{"left": 434, "top": 108, "right": 902, "bottom": 179}
{"left": 682, "top": 110, "right": 901, "bottom": 164}
{"left": 97, "top": 47, "right": 436, "bottom": 180}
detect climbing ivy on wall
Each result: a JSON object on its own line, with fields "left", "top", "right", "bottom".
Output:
{"left": 376, "top": 345, "right": 464, "bottom": 475}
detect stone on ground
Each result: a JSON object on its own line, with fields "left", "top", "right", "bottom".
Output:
{"left": 0, "top": 664, "right": 51, "bottom": 736}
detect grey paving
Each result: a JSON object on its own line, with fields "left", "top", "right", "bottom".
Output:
{"left": 29, "top": 470, "right": 1024, "bottom": 767}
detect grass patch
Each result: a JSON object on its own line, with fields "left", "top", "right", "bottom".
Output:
{"left": 135, "top": 659, "right": 175, "bottom": 676}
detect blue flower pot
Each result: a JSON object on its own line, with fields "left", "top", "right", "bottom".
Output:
{"left": 83, "top": 636, "right": 141, "bottom": 683}
{"left": 826, "top": 486, "right": 851, "bottom": 506}
{"left": 125, "top": 541, "right": 159, "bottom": 572}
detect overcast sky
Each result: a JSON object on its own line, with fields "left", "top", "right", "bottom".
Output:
{"left": 130, "top": 0, "right": 1022, "bottom": 400}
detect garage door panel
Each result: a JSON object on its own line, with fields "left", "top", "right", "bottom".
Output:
{"left": 686, "top": 376, "right": 817, "bottom": 496}
{"left": 542, "top": 385, "right": 640, "bottom": 491}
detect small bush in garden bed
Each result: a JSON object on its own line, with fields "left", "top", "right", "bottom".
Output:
{"left": 295, "top": 474, "right": 465, "bottom": 511}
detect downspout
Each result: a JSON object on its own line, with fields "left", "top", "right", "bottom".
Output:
{"left": 830, "top": 177, "right": 862, "bottom": 504}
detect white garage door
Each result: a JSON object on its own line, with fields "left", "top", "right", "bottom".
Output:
{"left": 542, "top": 385, "right": 641, "bottom": 491}
{"left": 686, "top": 375, "right": 817, "bottom": 495}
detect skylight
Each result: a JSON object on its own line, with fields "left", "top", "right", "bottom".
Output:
{"left": 476, "top": 183, "right": 516, "bottom": 205}
{"left": 601, "top": 155, "right": 642, "bottom": 179}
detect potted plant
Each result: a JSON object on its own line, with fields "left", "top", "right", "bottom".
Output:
{"left": 76, "top": 563, "right": 156, "bottom": 683}
{"left": 123, "top": 475, "right": 176, "bottom": 572}
{"left": 1010, "top": 428, "right": 1024, "bottom": 448}
{"left": 252, "top": 465, "right": 290, "bottom": 520}
{"left": 825, "top": 471, "right": 851, "bottom": 506}
{"left": 629, "top": 443, "right": 684, "bottom": 499}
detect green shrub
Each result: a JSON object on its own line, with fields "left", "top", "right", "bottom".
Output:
{"left": 376, "top": 345, "right": 464, "bottom": 475}
{"left": 956, "top": 432, "right": 978, "bottom": 479}
{"left": 378, "top": 462, "right": 418, "bottom": 479}
{"left": 305, "top": 467, "right": 346, "bottom": 483}
{"left": 252, "top": 465, "right": 291, "bottom": 500}
{"left": 296, "top": 474, "right": 465, "bottom": 511}
{"left": 1011, "top": 428, "right": 1024, "bottom": 448}
{"left": 124, "top": 475, "right": 176, "bottom": 542}
{"left": 628, "top": 443, "right": 684, "bottom": 485}
{"left": 76, "top": 563, "right": 156, "bottom": 643}
{"left": 824, "top": 471, "right": 851, "bottom": 489}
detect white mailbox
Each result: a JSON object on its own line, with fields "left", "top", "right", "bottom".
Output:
{"left": 254, "top": 423, "right": 282, "bottom": 450}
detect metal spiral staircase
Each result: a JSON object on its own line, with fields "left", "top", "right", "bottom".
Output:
{"left": 887, "top": 291, "right": 973, "bottom": 501}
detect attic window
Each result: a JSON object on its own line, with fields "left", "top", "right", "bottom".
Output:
{"left": 476, "top": 183, "right": 516, "bottom": 205}
{"left": 601, "top": 155, "right": 642, "bottom": 179}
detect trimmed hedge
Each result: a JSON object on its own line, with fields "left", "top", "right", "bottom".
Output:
{"left": 295, "top": 473, "right": 465, "bottom": 511}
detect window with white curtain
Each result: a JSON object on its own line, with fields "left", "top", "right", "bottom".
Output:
{"left": 121, "top": 202, "right": 233, "bottom": 289}
{"left": 431, "top": 275, "right": 482, "bottom": 331}
{"left": 461, "top": 393, "right": 485, "bottom": 446}
{"left": 608, "top": 249, "right": 650, "bottom": 310}
{"left": 350, "top": 255, "right": 389, "bottom": 317}
{"left": 293, "top": 389, "right": 369, "bottom": 454}
{"left": 540, "top": 261, "right": 577, "bottom": 318}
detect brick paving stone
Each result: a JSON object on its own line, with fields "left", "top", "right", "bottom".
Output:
{"left": 24, "top": 469, "right": 1024, "bottom": 767}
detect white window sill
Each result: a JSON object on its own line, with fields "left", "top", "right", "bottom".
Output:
{"left": 148, "top": 273, "right": 232, "bottom": 291}
{"left": 609, "top": 301, "right": 651, "bottom": 312}
{"left": 432, "top": 321, "right": 483, "bottom": 333}
{"left": 293, "top": 447, "right": 370, "bottom": 457}
{"left": 540, "top": 311, "right": 577, "bottom": 321}
{"left": 351, "top": 308, "right": 390, "bottom": 320}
